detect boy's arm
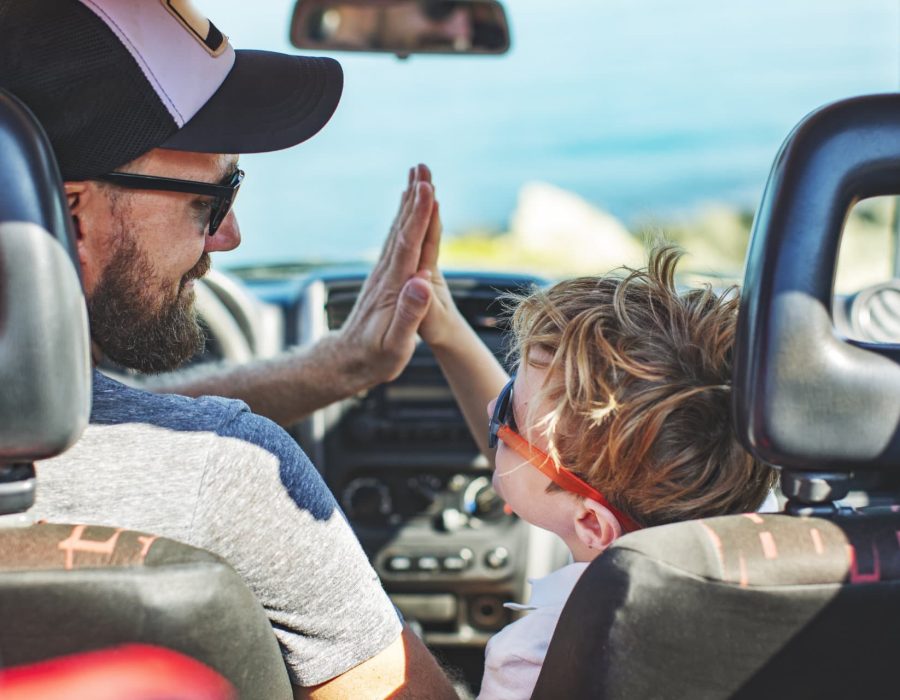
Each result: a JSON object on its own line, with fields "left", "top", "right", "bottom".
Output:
{"left": 426, "top": 306, "right": 507, "bottom": 458}
{"left": 417, "top": 203, "right": 509, "bottom": 458}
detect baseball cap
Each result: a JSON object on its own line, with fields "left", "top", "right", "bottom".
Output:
{"left": 0, "top": 0, "right": 343, "bottom": 180}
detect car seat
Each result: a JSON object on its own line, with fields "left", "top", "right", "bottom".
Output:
{"left": 0, "top": 87, "right": 293, "bottom": 699}
{"left": 531, "top": 93, "right": 900, "bottom": 699}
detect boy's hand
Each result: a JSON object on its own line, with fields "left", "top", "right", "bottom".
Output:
{"left": 416, "top": 199, "right": 466, "bottom": 351}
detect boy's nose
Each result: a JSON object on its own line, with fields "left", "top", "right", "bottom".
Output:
{"left": 486, "top": 398, "right": 497, "bottom": 417}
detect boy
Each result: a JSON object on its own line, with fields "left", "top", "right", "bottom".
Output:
{"left": 417, "top": 242, "right": 777, "bottom": 700}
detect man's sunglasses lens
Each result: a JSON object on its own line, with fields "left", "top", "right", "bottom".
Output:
{"left": 209, "top": 169, "right": 244, "bottom": 236}
{"left": 209, "top": 197, "right": 227, "bottom": 235}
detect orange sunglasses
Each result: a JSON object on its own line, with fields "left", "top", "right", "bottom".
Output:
{"left": 488, "top": 376, "right": 641, "bottom": 533}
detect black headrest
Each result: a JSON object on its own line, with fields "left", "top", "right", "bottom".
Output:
{"left": 0, "top": 89, "right": 79, "bottom": 265}
{"left": 0, "top": 89, "right": 90, "bottom": 472}
{"left": 734, "top": 93, "right": 900, "bottom": 475}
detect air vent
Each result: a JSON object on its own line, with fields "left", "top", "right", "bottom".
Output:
{"left": 846, "top": 280, "right": 900, "bottom": 343}
{"left": 324, "top": 280, "right": 364, "bottom": 330}
{"left": 449, "top": 275, "right": 543, "bottom": 332}
{"left": 322, "top": 273, "right": 544, "bottom": 333}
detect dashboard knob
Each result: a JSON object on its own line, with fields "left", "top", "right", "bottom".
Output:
{"left": 437, "top": 507, "right": 469, "bottom": 532}
{"left": 484, "top": 546, "right": 510, "bottom": 570}
{"left": 342, "top": 477, "right": 392, "bottom": 522}
{"left": 462, "top": 476, "right": 504, "bottom": 520}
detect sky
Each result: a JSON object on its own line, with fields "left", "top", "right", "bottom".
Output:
{"left": 195, "top": 0, "right": 900, "bottom": 267}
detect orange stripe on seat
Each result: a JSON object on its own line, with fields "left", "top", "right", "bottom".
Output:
{"left": 810, "top": 528, "right": 824, "bottom": 554}
{"left": 848, "top": 543, "right": 881, "bottom": 584}
{"left": 698, "top": 521, "right": 726, "bottom": 579}
{"left": 759, "top": 531, "right": 778, "bottom": 559}
{"left": 738, "top": 554, "right": 749, "bottom": 588}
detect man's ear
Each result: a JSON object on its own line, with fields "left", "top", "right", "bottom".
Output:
{"left": 64, "top": 181, "right": 87, "bottom": 217}
{"left": 64, "top": 181, "right": 103, "bottom": 293}
{"left": 573, "top": 497, "right": 622, "bottom": 553}
{"left": 64, "top": 181, "right": 89, "bottom": 244}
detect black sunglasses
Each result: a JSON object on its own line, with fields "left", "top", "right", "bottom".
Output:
{"left": 95, "top": 168, "right": 245, "bottom": 236}
{"left": 488, "top": 375, "right": 517, "bottom": 449}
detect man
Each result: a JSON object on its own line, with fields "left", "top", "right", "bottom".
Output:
{"left": 1, "top": 0, "right": 454, "bottom": 697}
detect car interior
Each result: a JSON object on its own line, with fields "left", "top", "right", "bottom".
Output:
{"left": 2, "top": 1, "right": 900, "bottom": 698}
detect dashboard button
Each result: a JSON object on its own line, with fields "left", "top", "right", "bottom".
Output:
{"left": 442, "top": 556, "right": 468, "bottom": 571}
{"left": 386, "top": 556, "right": 412, "bottom": 572}
{"left": 417, "top": 556, "right": 440, "bottom": 571}
{"left": 443, "top": 547, "right": 474, "bottom": 571}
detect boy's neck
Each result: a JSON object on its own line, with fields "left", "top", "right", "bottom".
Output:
{"left": 567, "top": 539, "right": 607, "bottom": 563}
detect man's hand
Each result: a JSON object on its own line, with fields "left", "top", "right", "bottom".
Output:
{"left": 335, "top": 164, "right": 438, "bottom": 389}
{"left": 144, "top": 164, "right": 443, "bottom": 426}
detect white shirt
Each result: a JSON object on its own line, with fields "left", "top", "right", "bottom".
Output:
{"left": 477, "top": 562, "right": 589, "bottom": 700}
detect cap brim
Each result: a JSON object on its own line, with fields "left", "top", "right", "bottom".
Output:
{"left": 160, "top": 50, "right": 342, "bottom": 154}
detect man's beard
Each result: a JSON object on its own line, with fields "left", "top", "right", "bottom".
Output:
{"left": 88, "top": 232, "right": 211, "bottom": 374}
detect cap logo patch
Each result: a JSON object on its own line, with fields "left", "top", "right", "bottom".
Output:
{"left": 161, "top": 0, "right": 229, "bottom": 57}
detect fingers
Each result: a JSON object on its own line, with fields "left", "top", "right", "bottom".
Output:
{"left": 382, "top": 276, "right": 433, "bottom": 352}
{"left": 386, "top": 181, "right": 434, "bottom": 285}
{"left": 398, "top": 166, "right": 416, "bottom": 214}
{"left": 372, "top": 164, "right": 435, "bottom": 289}
{"left": 418, "top": 200, "right": 442, "bottom": 273}
{"left": 416, "top": 163, "right": 432, "bottom": 185}
{"left": 386, "top": 166, "right": 426, "bottom": 250}
{"left": 372, "top": 166, "right": 421, "bottom": 279}
{"left": 396, "top": 164, "right": 433, "bottom": 231}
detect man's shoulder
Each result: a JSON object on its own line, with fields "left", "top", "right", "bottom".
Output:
{"left": 92, "top": 369, "right": 253, "bottom": 433}
{"left": 91, "top": 369, "right": 305, "bottom": 475}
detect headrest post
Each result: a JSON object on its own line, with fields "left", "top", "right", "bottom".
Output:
{"left": 781, "top": 470, "right": 850, "bottom": 516}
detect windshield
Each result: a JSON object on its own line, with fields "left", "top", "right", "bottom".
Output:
{"left": 200, "top": 0, "right": 899, "bottom": 284}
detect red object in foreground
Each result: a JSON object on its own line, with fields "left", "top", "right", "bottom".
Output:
{"left": 0, "top": 644, "right": 236, "bottom": 700}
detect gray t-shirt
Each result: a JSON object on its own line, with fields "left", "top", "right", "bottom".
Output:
{"left": 34, "top": 370, "right": 402, "bottom": 686}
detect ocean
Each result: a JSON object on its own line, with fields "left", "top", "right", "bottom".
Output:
{"left": 197, "top": 0, "right": 900, "bottom": 267}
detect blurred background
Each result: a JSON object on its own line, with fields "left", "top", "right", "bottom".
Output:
{"left": 198, "top": 0, "right": 900, "bottom": 289}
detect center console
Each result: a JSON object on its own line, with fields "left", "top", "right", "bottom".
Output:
{"left": 287, "top": 271, "right": 566, "bottom": 648}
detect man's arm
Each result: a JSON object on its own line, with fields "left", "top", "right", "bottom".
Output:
{"left": 156, "top": 165, "right": 438, "bottom": 427}
{"left": 297, "top": 624, "right": 457, "bottom": 700}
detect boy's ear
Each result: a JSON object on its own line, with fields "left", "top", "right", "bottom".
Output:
{"left": 573, "top": 498, "right": 622, "bottom": 553}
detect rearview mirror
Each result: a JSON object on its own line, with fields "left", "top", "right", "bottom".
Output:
{"left": 290, "top": 0, "right": 510, "bottom": 58}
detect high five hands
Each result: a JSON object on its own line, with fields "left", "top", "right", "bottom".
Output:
{"left": 337, "top": 164, "right": 455, "bottom": 389}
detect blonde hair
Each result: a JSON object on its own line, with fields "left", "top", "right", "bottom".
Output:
{"left": 508, "top": 245, "right": 776, "bottom": 528}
